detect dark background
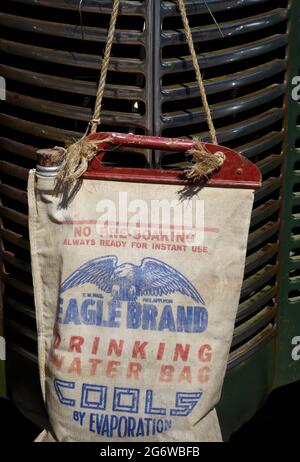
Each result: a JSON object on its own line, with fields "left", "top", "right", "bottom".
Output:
{"left": 1, "top": 380, "right": 299, "bottom": 441}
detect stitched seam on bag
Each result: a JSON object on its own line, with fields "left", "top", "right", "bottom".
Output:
{"left": 28, "top": 170, "right": 47, "bottom": 401}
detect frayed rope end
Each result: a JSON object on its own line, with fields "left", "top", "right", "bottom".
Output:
{"left": 55, "top": 136, "right": 112, "bottom": 188}
{"left": 56, "top": 138, "right": 99, "bottom": 185}
{"left": 185, "top": 143, "right": 225, "bottom": 180}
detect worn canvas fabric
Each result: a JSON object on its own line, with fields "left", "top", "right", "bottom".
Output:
{"left": 28, "top": 170, "right": 254, "bottom": 442}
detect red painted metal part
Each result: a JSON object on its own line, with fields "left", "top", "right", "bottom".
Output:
{"left": 85, "top": 132, "right": 262, "bottom": 189}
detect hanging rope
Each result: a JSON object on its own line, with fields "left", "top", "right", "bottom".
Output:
{"left": 90, "top": 0, "right": 120, "bottom": 134}
{"left": 56, "top": 0, "right": 120, "bottom": 185}
{"left": 56, "top": 0, "right": 224, "bottom": 185}
{"left": 177, "top": 0, "right": 225, "bottom": 179}
{"left": 177, "top": 0, "right": 217, "bottom": 145}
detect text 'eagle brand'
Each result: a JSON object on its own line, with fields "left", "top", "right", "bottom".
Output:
{"left": 57, "top": 256, "right": 208, "bottom": 333}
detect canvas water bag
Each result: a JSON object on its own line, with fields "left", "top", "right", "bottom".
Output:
{"left": 28, "top": 133, "right": 261, "bottom": 442}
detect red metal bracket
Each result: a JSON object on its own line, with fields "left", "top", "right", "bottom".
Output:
{"left": 85, "top": 132, "right": 261, "bottom": 189}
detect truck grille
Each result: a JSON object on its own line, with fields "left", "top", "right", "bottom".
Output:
{"left": 0, "top": 0, "right": 289, "bottom": 424}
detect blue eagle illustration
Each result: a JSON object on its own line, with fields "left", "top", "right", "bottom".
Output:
{"left": 60, "top": 255, "right": 204, "bottom": 304}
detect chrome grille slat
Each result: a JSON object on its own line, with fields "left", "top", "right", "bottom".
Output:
{"left": 161, "top": 84, "right": 286, "bottom": 127}
{"left": 0, "top": 13, "right": 145, "bottom": 44}
{"left": 0, "top": 66, "right": 145, "bottom": 99}
{"left": 162, "top": 60, "right": 287, "bottom": 101}
{"left": 161, "top": 9, "right": 287, "bottom": 45}
{"left": 0, "top": 39, "right": 144, "bottom": 72}
{"left": 162, "top": 35, "right": 288, "bottom": 72}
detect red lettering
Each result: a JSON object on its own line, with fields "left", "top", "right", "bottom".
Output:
{"left": 91, "top": 337, "right": 100, "bottom": 355}
{"left": 106, "top": 360, "right": 120, "bottom": 378}
{"left": 173, "top": 343, "right": 190, "bottom": 361}
{"left": 198, "top": 366, "right": 210, "bottom": 383}
{"left": 127, "top": 362, "right": 142, "bottom": 380}
{"left": 68, "top": 357, "right": 82, "bottom": 375}
{"left": 107, "top": 339, "right": 124, "bottom": 357}
{"left": 69, "top": 336, "right": 84, "bottom": 353}
{"left": 132, "top": 341, "right": 148, "bottom": 359}
{"left": 159, "top": 365, "right": 174, "bottom": 382}
{"left": 88, "top": 359, "right": 102, "bottom": 376}
{"left": 51, "top": 354, "right": 64, "bottom": 369}
{"left": 178, "top": 366, "right": 192, "bottom": 383}
{"left": 74, "top": 226, "right": 91, "bottom": 237}
{"left": 156, "top": 342, "right": 166, "bottom": 360}
{"left": 198, "top": 344, "right": 212, "bottom": 362}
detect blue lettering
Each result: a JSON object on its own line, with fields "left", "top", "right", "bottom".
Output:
{"left": 158, "top": 305, "right": 176, "bottom": 332}
{"left": 110, "top": 415, "right": 119, "bottom": 436}
{"left": 81, "top": 299, "right": 96, "bottom": 325}
{"left": 136, "top": 418, "right": 145, "bottom": 437}
{"left": 118, "top": 416, "right": 128, "bottom": 438}
{"left": 127, "top": 301, "right": 141, "bottom": 329}
{"left": 107, "top": 300, "right": 121, "bottom": 327}
{"left": 96, "top": 300, "right": 103, "bottom": 325}
{"left": 53, "top": 379, "right": 76, "bottom": 406}
{"left": 89, "top": 413, "right": 103, "bottom": 434}
{"left": 89, "top": 413, "right": 96, "bottom": 433}
{"left": 142, "top": 304, "right": 158, "bottom": 330}
{"left": 63, "top": 298, "right": 81, "bottom": 325}
{"left": 80, "top": 383, "right": 107, "bottom": 410}
{"left": 101, "top": 415, "right": 110, "bottom": 437}
{"left": 145, "top": 390, "right": 167, "bottom": 415}
{"left": 176, "top": 306, "right": 194, "bottom": 332}
{"left": 176, "top": 306, "right": 208, "bottom": 333}
{"left": 193, "top": 307, "right": 208, "bottom": 332}
{"left": 170, "top": 392, "right": 203, "bottom": 416}
{"left": 127, "top": 417, "right": 136, "bottom": 437}
{"left": 113, "top": 387, "right": 140, "bottom": 414}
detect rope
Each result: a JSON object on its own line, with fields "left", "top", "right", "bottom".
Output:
{"left": 56, "top": 0, "right": 119, "bottom": 185}
{"left": 56, "top": 0, "right": 224, "bottom": 185}
{"left": 177, "top": 0, "right": 218, "bottom": 145}
{"left": 90, "top": 0, "right": 120, "bottom": 134}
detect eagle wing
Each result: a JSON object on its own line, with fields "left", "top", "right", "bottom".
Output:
{"left": 60, "top": 255, "right": 118, "bottom": 293}
{"left": 140, "top": 257, "right": 205, "bottom": 304}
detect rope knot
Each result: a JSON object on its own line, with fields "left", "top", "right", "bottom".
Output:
{"left": 186, "top": 143, "right": 225, "bottom": 180}
{"left": 56, "top": 138, "right": 98, "bottom": 186}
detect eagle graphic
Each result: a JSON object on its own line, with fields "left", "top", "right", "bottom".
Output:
{"left": 60, "top": 255, "right": 204, "bottom": 304}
